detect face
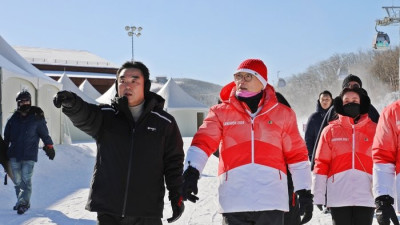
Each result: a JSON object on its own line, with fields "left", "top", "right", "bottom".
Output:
{"left": 18, "top": 99, "right": 31, "bottom": 106}
{"left": 117, "top": 68, "right": 145, "bottom": 107}
{"left": 342, "top": 91, "right": 360, "bottom": 105}
{"left": 319, "top": 94, "right": 332, "bottom": 110}
{"left": 345, "top": 81, "right": 361, "bottom": 89}
{"left": 234, "top": 72, "right": 264, "bottom": 93}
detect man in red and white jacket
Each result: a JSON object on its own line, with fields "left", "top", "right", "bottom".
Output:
{"left": 182, "top": 59, "right": 313, "bottom": 225}
{"left": 373, "top": 100, "right": 400, "bottom": 225}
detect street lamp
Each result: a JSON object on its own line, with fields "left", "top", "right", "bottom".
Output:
{"left": 125, "top": 25, "right": 142, "bottom": 61}
{"left": 375, "top": 6, "right": 400, "bottom": 90}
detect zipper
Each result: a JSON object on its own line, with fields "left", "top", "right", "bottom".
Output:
{"left": 251, "top": 118, "right": 255, "bottom": 163}
{"left": 352, "top": 125, "right": 355, "bottom": 169}
{"left": 121, "top": 128, "right": 135, "bottom": 217}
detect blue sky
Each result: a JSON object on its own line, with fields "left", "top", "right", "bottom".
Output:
{"left": 1, "top": 0, "right": 398, "bottom": 86}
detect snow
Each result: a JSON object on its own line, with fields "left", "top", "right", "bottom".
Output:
{"left": 0, "top": 138, "right": 387, "bottom": 224}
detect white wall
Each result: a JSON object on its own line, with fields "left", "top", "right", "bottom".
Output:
{"left": 170, "top": 109, "right": 206, "bottom": 137}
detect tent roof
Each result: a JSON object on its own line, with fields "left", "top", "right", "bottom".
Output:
{"left": 0, "top": 36, "right": 61, "bottom": 89}
{"left": 96, "top": 83, "right": 116, "bottom": 104}
{"left": 157, "top": 78, "right": 208, "bottom": 110}
{"left": 14, "top": 46, "right": 118, "bottom": 68}
{"left": 58, "top": 73, "right": 97, "bottom": 104}
{"left": 79, "top": 79, "right": 101, "bottom": 99}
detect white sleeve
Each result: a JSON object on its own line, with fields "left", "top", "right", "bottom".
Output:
{"left": 373, "top": 163, "right": 395, "bottom": 198}
{"left": 184, "top": 146, "right": 209, "bottom": 175}
{"left": 312, "top": 173, "right": 327, "bottom": 205}
{"left": 288, "top": 161, "right": 312, "bottom": 191}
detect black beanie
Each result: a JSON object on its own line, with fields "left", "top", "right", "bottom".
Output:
{"left": 342, "top": 74, "right": 362, "bottom": 89}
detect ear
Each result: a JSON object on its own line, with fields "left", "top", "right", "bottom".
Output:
{"left": 333, "top": 96, "right": 345, "bottom": 116}
{"left": 144, "top": 79, "right": 151, "bottom": 93}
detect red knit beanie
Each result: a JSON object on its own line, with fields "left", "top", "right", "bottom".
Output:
{"left": 235, "top": 59, "right": 268, "bottom": 88}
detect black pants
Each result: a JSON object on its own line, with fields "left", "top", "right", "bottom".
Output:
{"left": 330, "top": 206, "right": 375, "bottom": 225}
{"left": 222, "top": 210, "right": 284, "bottom": 225}
{"left": 97, "top": 213, "right": 162, "bottom": 225}
{"left": 284, "top": 193, "right": 301, "bottom": 225}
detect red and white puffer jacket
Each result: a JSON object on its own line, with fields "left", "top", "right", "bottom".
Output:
{"left": 372, "top": 100, "right": 400, "bottom": 211}
{"left": 185, "top": 83, "right": 311, "bottom": 213}
{"left": 312, "top": 114, "right": 376, "bottom": 208}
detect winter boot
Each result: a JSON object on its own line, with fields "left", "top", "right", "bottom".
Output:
{"left": 17, "top": 204, "right": 29, "bottom": 215}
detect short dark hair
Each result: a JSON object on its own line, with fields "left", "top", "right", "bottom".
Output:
{"left": 319, "top": 90, "right": 332, "bottom": 99}
{"left": 116, "top": 61, "right": 151, "bottom": 94}
{"left": 117, "top": 61, "right": 150, "bottom": 81}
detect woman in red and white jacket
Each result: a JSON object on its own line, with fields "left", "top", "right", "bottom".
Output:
{"left": 312, "top": 87, "right": 376, "bottom": 225}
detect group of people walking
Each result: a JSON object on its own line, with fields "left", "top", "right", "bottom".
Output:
{"left": 1, "top": 58, "right": 400, "bottom": 225}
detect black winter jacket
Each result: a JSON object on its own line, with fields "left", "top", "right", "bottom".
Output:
{"left": 4, "top": 106, "right": 53, "bottom": 162}
{"left": 62, "top": 92, "right": 184, "bottom": 218}
{"left": 304, "top": 100, "right": 329, "bottom": 160}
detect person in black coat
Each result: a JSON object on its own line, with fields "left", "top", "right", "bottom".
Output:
{"left": 310, "top": 74, "right": 380, "bottom": 170}
{"left": 53, "top": 61, "right": 185, "bottom": 225}
{"left": 304, "top": 90, "right": 333, "bottom": 160}
{"left": 4, "top": 90, "right": 55, "bottom": 215}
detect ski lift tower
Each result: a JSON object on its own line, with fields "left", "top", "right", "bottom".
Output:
{"left": 375, "top": 6, "right": 400, "bottom": 90}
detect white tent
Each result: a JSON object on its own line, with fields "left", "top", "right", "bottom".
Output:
{"left": 79, "top": 79, "right": 101, "bottom": 100}
{"left": 157, "top": 78, "right": 209, "bottom": 137}
{"left": 0, "top": 35, "right": 62, "bottom": 144}
{"left": 96, "top": 83, "right": 116, "bottom": 105}
{"left": 58, "top": 73, "right": 97, "bottom": 142}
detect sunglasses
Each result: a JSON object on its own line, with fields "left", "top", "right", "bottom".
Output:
{"left": 345, "top": 83, "right": 360, "bottom": 89}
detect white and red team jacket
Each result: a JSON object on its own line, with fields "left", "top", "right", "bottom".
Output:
{"left": 185, "top": 83, "right": 311, "bottom": 213}
{"left": 312, "top": 114, "right": 376, "bottom": 208}
{"left": 372, "top": 100, "right": 400, "bottom": 211}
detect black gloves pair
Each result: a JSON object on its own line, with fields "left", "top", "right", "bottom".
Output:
{"left": 296, "top": 189, "right": 313, "bottom": 224}
{"left": 375, "top": 195, "right": 400, "bottom": 225}
{"left": 43, "top": 145, "right": 55, "bottom": 160}
{"left": 53, "top": 91, "right": 76, "bottom": 108}
{"left": 182, "top": 165, "right": 200, "bottom": 203}
{"left": 167, "top": 195, "right": 185, "bottom": 223}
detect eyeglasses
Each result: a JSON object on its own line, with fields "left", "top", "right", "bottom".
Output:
{"left": 234, "top": 73, "right": 253, "bottom": 82}
{"left": 345, "top": 83, "right": 360, "bottom": 89}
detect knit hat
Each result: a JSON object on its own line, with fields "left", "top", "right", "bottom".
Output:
{"left": 235, "top": 59, "right": 268, "bottom": 88}
{"left": 342, "top": 74, "right": 362, "bottom": 89}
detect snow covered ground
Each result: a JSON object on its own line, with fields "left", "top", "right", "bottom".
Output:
{"left": 0, "top": 138, "right": 389, "bottom": 225}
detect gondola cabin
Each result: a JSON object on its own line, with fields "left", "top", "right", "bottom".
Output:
{"left": 373, "top": 31, "right": 390, "bottom": 50}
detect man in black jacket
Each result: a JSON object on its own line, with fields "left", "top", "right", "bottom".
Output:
{"left": 53, "top": 61, "right": 185, "bottom": 225}
{"left": 304, "top": 90, "right": 332, "bottom": 160}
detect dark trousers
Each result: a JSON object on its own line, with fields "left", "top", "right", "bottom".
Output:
{"left": 222, "top": 210, "right": 284, "bottom": 225}
{"left": 97, "top": 213, "right": 162, "bottom": 225}
{"left": 330, "top": 206, "right": 375, "bottom": 225}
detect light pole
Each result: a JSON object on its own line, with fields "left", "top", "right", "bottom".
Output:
{"left": 125, "top": 25, "right": 142, "bottom": 62}
{"left": 375, "top": 6, "right": 400, "bottom": 90}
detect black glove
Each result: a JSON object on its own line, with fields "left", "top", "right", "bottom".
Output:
{"left": 43, "top": 145, "right": 55, "bottom": 160}
{"left": 167, "top": 196, "right": 185, "bottom": 223}
{"left": 53, "top": 91, "right": 76, "bottom": 108}
{"left": 375, "top": 195, "right": 400, "bottom": 225}
{"left": 296, "top": 189, "right": 313, "bottom": 224}
{"left": 182, "top": 165, "right": 200, "bottom": 203}
{"left": 316, "top": 204, "right": 323, "bottom": 211}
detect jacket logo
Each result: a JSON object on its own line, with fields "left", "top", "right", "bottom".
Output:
{"left": 223, "top": 121, "right": 245, "bottom": 126}
{"left": 331, "top": 137, "right": 349, "bottom": 142}
{"left": 147, "top": 127, "right": 157, "bottom": 131}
